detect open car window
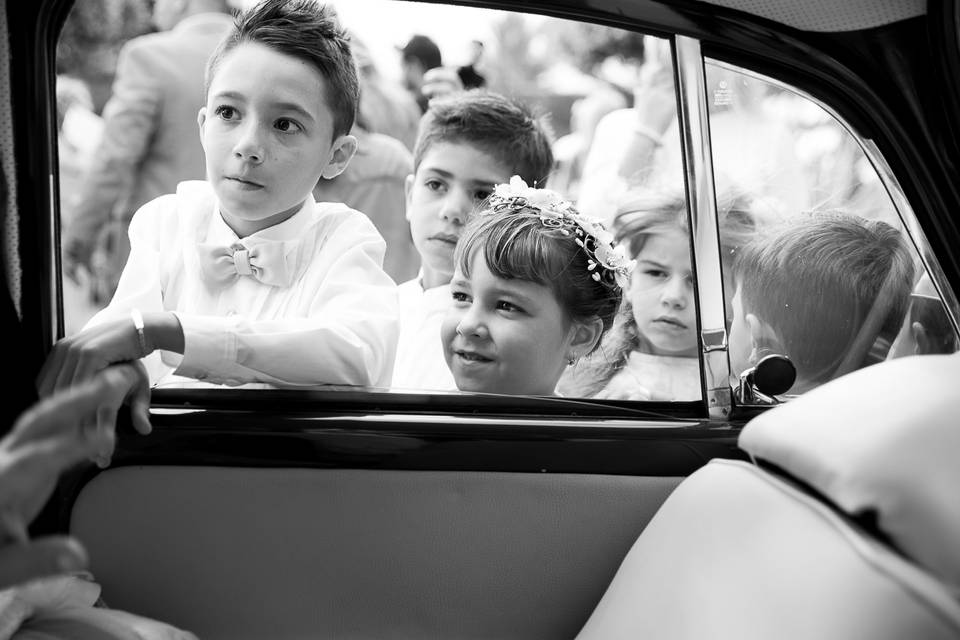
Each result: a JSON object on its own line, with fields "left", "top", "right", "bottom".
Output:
{"left": 55, "top": 0, "right": 705, "bottom": 409}
{"left": 53, "top": 0, "right": 958, "bottom": 417}
{"left": 702, "top": 59, "right": 960, "bottom": 403}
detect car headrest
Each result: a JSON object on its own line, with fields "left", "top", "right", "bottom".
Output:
{"left": 738, "top": 353, "right": 960, "bottom": 591}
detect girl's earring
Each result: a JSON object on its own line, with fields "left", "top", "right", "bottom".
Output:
{"left": 567, "top": 354, "right": 577, "bottom": 366}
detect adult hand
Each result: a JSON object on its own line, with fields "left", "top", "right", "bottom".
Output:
{"left": 36, "top": 316, "right": 146, "bottom": 398}
{"left": 0, "top": 537, "right": 88, "bottom": 593}
{"left": 421, "top": 66, "right": 465, "bottom": 102}
{"left": 1, "top": 573, "right": 200, "bottom": 638}
{"left": 0, "top": 363, "right": 150, "bottom": 590}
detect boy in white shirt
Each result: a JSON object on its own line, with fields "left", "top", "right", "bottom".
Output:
{"left": 391, "top": 91, "right": 554, "bottom": 391}
{"left": 39, "top": 0, "right": 398, "bottom": 394}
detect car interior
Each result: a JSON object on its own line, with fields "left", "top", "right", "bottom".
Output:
{"left": 2, "top": 0, "right": 960, "bottom": 638}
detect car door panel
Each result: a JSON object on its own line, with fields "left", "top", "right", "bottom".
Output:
{"left": 72, "top": 466, "right": 684, "bottom": 639}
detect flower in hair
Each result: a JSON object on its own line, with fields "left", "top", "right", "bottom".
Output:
{"left": 487, "top": 176, "right": 635, "bottom": 288}
{"left": 492, "top": 175, "right": 570, "bottom": 213}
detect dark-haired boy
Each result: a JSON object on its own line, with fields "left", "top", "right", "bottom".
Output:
{"left": 727, "top": 211, "right": 914, "bottom": 394}
{"left": 40, "top": 0, "right": 398, "bottom": 394}
{"left": 391, "top": 90, "right": 554, "bottom": 390}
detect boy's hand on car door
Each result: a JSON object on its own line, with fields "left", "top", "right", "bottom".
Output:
{"left": 37, "top": 317, "right": 148, "bottom": 398}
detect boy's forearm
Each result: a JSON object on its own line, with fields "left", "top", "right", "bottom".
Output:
{"left": 142, "top": 311, "right": 185, "bottom": 355}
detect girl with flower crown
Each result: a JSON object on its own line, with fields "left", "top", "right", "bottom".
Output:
{"left": 440, "top": 177, "right": 632, "bottom": 396}
{"left": 560, "top": 188, "right": 760, "bottom": 400}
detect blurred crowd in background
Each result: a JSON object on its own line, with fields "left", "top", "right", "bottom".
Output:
{"left": 55, "top": 0, "right": 896, "bottom": 333}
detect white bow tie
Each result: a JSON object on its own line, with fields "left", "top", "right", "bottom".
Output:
{"left": 197, "top": 238, "right": 297, "bottom": 288}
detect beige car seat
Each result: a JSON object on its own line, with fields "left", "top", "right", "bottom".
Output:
{"left": 576, "top": 353, "right": 960, "bottom": 640}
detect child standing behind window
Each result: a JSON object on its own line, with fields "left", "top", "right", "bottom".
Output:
{"left": 39, "top": 0, "right": 398, "bottom": 395}
{"left": 391, "top": 91, "right": 554, "bottom": 391}
{"left": 441, "top": 177, "right": 631, "bottom": 396}
{"left": 563, "top": 189, "right": 757, "bottom": 400}
{"left": 728, "top": 210, "right": 914, "bottom": 394}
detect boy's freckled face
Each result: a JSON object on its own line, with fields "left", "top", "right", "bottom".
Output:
{"left": 405, "top": 142, "right": 513, "bottom": 289}
{"left": 199, "top": 42, "right": 338, "bottom": 235}
{"left": 440, "top": 254, "right": 574, "bottom": 396}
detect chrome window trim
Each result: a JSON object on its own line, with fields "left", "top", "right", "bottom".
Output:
{"left": 149, "top": 408, "right": 702, "bottom": 429}
{"left": 300, "top": 414, "right": 702, "bottom": 430}
{"left": 49, "top": 172, "right": 61, "bottom": 345}
{"left": 704, "top": 58, "right": 960, "bottom": 341}
{"left": 674, "top": 36, "right": 733, "bottom": 420}
{"left": 861, "top": 140, "right": 960, "bottom": 336}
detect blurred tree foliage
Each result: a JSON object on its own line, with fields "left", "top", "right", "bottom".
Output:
{"left": 483, "top": 14, "right": 645, "bottom": 139}
{"left": 56, "top": 0, "right": 154, "bottom": 112}
{"left": 484, "top": 12, "right": 547, "bottom": 96}
{"left": 483, "top": 13, "right": 569, "bottom": 139}
{"left": 543, "top": 20, "right": 645, "bottom": 72}
{"left": 484, "top": 14, "right": 646, "bottom": 92}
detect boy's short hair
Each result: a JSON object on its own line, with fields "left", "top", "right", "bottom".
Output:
{"left": 412, "top": 90, "right": 554, "bottom": 187}
{"left": 205, "top": 0, "right": 359, "bottom": 139}
{"left": 733, "top": 211, "right": 915, "bottom": 383}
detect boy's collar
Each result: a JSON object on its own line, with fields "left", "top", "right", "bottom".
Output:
{"left": 215, "top": 195, "right": 317, "bottom": 242}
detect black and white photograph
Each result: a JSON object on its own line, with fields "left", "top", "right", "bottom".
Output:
{"left": 1, "top": 0, "right": 958, "bottom": 637}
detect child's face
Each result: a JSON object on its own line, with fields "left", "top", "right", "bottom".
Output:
{"left": 198, "top": 42, "right": 355, "bottom": 237}
{"left": 628, "top": 228, "right": 698, "bottom": 357}
{"left": 405, "top": 142, "right": 513, "bottom": 289}
{"left": 441, "top": 253, "right": 578, "bottom": 396}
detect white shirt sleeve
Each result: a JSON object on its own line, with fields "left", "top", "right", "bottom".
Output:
{"left": 83, "top": 195, "right": 177, "bottom": 384}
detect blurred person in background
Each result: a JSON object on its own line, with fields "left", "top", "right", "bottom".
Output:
{"left": 56, "top": 75, "right": 105, "bottom": 334}
{"left": 55, "top": 75, "right": 102, "bottom": 213}
{"left": 314, "top": 32, "right": 419, "bottom": 283}
{"left": 351, "top": 30, "right": 421, "bottom": 151}
{"left": 550, "top": 82, "right": 626, "bottom": 199}
{"left": 577, "top": 36, "right": 809, "bottom": 224}
{"left": 456, "top": 39, "right": 487, "bottom": 89}
{"left": 398, "top": 34, "right": 443, "bottom": 113}
{"left": 61, "top": 0, "right": 234, "bottom": 308}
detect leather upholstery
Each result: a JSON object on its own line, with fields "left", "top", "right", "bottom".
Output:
{"left": 740, "top": 352, "right": 960, "bottom": 589}
{"left": 575, "top": 459, "right": 960, "bottom": 640}
{"left": 71, "top": 467, "right": 681, "bottom": 639}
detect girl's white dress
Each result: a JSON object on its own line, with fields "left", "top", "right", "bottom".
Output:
{"left": 600, "top": 351, "right": 702, "bottom": 401}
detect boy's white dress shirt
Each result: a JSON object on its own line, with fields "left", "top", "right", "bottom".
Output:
{"left": 391, "top": 274, "right": 457, "bottom": 391}
{"left": 86, "top": 180, "right": 399, "bottom": 388}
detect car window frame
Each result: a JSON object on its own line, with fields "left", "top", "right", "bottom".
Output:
{"left": 33, "top": 0, "right": 960, "bottom": 428}
{"left": 696, "top": 56, "right": 960, "bottom": 414}
{"left": 702, "top": 58, "right": 960, "bottom": 330}
{"left": 672, "top": 35, "right": 730, "bottom": 420}
{"left": 45, "top": 1, "right": 728, "bottom": 423}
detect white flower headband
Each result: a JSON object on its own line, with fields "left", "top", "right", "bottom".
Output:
{"left": 486, "top": 176, "right": 635, "bottom": 289}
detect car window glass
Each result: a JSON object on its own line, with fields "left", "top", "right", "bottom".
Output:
{"left": 56, "top": 0, "right": 698, "bottom": 402}
{"left": 703, "top": 60, "right": 959, "bottom": 401}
